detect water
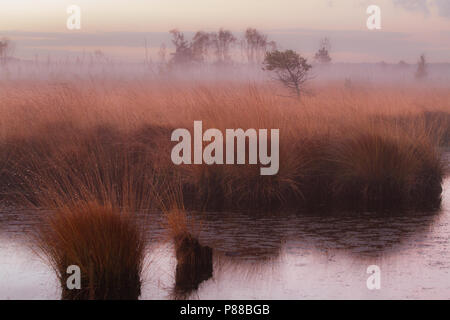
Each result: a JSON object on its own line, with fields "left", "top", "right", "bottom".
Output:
{"left": 1, "top": 178, "right": 449, "bottom": 300}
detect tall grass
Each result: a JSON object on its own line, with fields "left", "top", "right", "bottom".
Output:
{"left": 0, "top": 80, "right": 447, "bottom": 211}
{"left": 35, "top": 201, "right": 146, "bottom": 300}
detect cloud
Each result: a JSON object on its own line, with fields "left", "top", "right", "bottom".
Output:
{"left": 392, "top": 0, "right": 450, "bottom": 18}
{"left": 434, "top": 0, "right": 450, "bottom": 17}
{"left": 392, "top": 0, "right": 430, "bottom": 15}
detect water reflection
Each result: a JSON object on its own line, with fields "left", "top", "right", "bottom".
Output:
{"left": 0, "top": 178, "right": 449, "bottom": 299}
{"left": 192, "top": 210, "right": 442, "bottom": 260}
{"left": 171, "top": 233, "right": 213, "bottom": 299}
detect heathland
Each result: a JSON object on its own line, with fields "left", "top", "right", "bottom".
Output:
{"left": 0, "top": 79, "right": 448, "bottom": 212}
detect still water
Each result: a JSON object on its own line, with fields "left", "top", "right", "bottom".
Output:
{"left": 1, "top": 178, "right": 449, "bottom": 300}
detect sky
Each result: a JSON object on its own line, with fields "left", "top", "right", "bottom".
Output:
{"left": 1, "top": 0, "right": 450, "bottom": 63}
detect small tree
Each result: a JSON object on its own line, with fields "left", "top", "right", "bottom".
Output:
{"left": 157, "top": 43, "right": 168, "bottom": 74}
{"left": 244, "top": 28, "right": 274, "bottom": 64}
{"left": 263, "top": 50, "right": 312, "bottom": 98}
{"left": 169, "top": 29, "right": 194, "bottom": 66}
{"left": 158, "top": 43, "right": 167, "bottom": 64}
{"left": 192, "top": 31, "right": 211, "bottom": 63}
{"left": 314, "top": 38, "right": 331, "bottom": 64}
{"left": 415, "top": 54, "right": 427, "bottom": 80}
{"left": 0, "top": 37, "right": 14, "bottom": 65}
{"left": 211, "top": 29, "right": 236, "bottom": 64}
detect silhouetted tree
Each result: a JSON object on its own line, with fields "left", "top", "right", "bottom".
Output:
{"left": 158, "top": 43, "right": 167, "bottom": 63}
{"left": 314, "top": 38, "right": 331, "bottom": 64}
{"left": 244, "top": 28, "right": 272, "bottom": 64}
{"left": 0, "top": 38, "right": 14, "bottom": 65}
{"left": 169, "top": 29, "right": 194, "bottom": 66}
{"left": 211, "top": 29, "right": 236, "bottom": 64}
{"left": 157, "top": 43, "right": 168, "bottom": 74}
{"left": 267, "top": 40, "right": 277, "bottom": 52}
{"left": 192, "top": 31, "right": 211, "bottom": 63}
{"left": 415, "top": 54, "right": 427, "bottom": 79}
{"left": 94, "top": 50, "right": 107, "bottom": 63}
{"left": 263, "top": 50, "right": 312, "bottom": 98}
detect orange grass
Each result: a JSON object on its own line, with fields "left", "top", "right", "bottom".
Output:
{"left": 34, "top": 201, "right": 147, "bottom": 300}
{"left": 0, "top": 80, "right": 448, "bottom": 211}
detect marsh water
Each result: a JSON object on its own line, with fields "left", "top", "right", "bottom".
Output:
{"left": 1, "top": 176, "right": 449, "bottom": 299}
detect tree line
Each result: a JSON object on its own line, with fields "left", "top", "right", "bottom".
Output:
{"left": 163, "top": 28, "right": 334, "bottom": 67}
{"left": 165, "top": 27, "right": 277, "bottom": 66}
{"left": 0, "top": 30, "right": 431, "bottom": 99}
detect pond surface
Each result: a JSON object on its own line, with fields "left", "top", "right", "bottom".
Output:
{"left": 1, "top": 178, "right": 449, "bottom": 300}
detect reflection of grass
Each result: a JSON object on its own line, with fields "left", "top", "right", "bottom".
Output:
{"left": 0, "top": 81, "right": 447, "bottom": 211}
{"left": 35, "top": 201, "right": 146, "bottom": 300}
{"left": 164, "top": 202, "right": 213, "bottom": 297}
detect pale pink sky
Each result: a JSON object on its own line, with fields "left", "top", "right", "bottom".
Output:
{"left": 1, "top": 0, "right": 450, "bottom": 62}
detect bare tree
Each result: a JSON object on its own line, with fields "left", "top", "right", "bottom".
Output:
{"left": 158, "top": 43, "right": 167, "bottom": 64}
{"left": 94, "top": 50, "right": 108, "bottom": 63}
{"left": 210, "top": 29, "right": 236, "bottom": 64}
{"left": 144, "top": 39, "right": 150, "bottom": 66}
{"left": 169, "top": 29, "right": 194, "bottom": 66}
{"left": 267, "top": 40, "right": 277, "bottom": 52}
{"left": 192, "top": 31, "right": 211, "bottom": 63}
{"left": 314, "top": 37, "right": 331, "bottom": 64}
{"left": 263, "top": 50, "right": 312, "bottom": 98}
{"left": 0, "top": 38, "right": 14, "bottom": 65}
{"left": 244, "top": 28, "right": 272, "bottom": 64}
{"left": 415, "top": 54, "right": 427, "bottom": 80}
{"left": 165, "top": 28, "right": 278, "bottom": 67}
{"left": 157, "top": 43, "right": 168, "bottom": 74}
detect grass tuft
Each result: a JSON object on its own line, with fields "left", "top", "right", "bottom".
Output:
{"left": 35, "top": 201, "right": 146, "bottom": 300}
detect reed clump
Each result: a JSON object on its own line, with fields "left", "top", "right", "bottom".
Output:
{"left": 165, "top": 207, "right": 213, "bottom": 294}
{"left": 35, "top": 201, "right": 146, "bottom": 300}
{"left": 325, "top": 125, "right": 443, "bottom": 210}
